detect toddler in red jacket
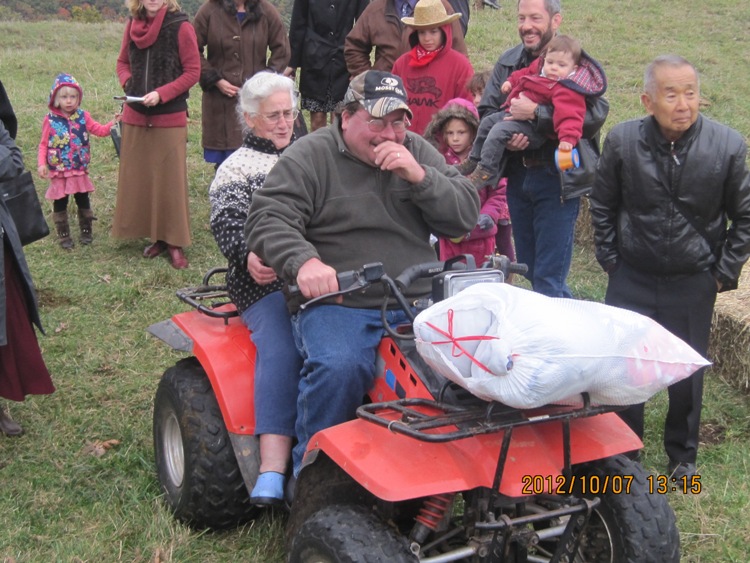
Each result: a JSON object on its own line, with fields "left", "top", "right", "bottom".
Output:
{"left": 461, "top": 35, "right": 607, "bottom": 189}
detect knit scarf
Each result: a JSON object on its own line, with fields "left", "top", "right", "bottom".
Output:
{"left": 129, "top": 6, "right": 168, "bottom": 49}
{"left": 408, "top": 44, "right": 444, "bottom": 68}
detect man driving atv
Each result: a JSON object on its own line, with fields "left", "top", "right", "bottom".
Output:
{"left": 245, "top": 70, "right": 479, "bottom": 487}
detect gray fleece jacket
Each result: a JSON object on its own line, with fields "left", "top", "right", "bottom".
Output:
{"left": 245, "top": 118, "right": 480, "bottom": 310}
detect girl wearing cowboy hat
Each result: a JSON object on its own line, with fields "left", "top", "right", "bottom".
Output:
{"left": 391, "top": 0, "right": 473, "bottom": 134}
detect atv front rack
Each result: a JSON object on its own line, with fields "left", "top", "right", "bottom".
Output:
{"left": 357, "top": 394, "right": 620, "bottom": 444}
{"left": 358, "top": 394, "right": 624, "bottom": 493}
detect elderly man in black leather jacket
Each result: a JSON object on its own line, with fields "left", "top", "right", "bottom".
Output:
{"left": 590, "top": 55, "right": 750, "bottom": 480}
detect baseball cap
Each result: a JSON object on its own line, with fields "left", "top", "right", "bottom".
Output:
{"left": 343, "top": 71, "right": 413, "bottom": 120}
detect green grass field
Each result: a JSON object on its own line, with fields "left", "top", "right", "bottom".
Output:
{"left": 1, "top": 1, "right": 749, "bottom": 560}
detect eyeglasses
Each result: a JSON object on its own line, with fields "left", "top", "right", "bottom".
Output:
{"left": 254, "top": 109, "right": 299, "bottom": 124}
{"left": 361, "top": 115, "right": 411, "bottom": 133}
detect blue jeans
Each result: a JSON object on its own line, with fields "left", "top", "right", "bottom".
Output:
{"left": 291, "top": 305, "right": 410, "bottom": 476}
{"left": 506, "top": 161, "right": 580, "bottom": 298}
{"left": 241, "top": 291, "right": 303, "bottom": 437}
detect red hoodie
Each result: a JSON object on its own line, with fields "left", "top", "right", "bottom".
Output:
{"left": 391, "top": 23, "right": 473, "bottom": 135}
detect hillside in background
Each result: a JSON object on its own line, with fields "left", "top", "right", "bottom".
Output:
{"left": 1, "top": 0, "right": 292, "bottom": 22}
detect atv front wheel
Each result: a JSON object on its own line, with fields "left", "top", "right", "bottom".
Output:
{"left": 153, "top": 357, "right": 258, "bottom": 529}
{"left": 573, "top": 455, "right": 680, "bottom": 562}
{"left": 288, "top": 504, "right": 418, "bottom": 563}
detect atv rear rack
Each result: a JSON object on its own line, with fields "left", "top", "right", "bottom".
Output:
{"left": 175, "top": 267, "right": 238, "bottom": 323}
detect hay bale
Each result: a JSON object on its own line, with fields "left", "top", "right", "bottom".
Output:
{"left": 710, "top": 268, "right": 750, "bottom": 392}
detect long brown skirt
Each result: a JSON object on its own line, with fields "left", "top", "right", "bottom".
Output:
{"left": 112, "top": 124, "right": 191, "bottom": 247}
{"left": 0, "top": 245, "right": 54, "bottom": 402}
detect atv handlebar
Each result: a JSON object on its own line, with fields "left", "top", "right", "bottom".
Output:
{"left": 394, "top": 260, "right": 454, "bottom": 290}
{"left": 288, "top": 255, "right": 527, "bottom": 332}
{"left": 173, "top": 256, "right": 527, "bottom": 328}
{"left": 485, "top": 254, "right": 528, "bottom": 277}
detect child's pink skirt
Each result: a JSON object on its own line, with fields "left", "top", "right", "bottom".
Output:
{"left": 44, "top": 170, "right": 95, "bottom": 200}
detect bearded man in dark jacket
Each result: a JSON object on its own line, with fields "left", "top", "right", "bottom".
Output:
{"left": 478, "top": 0, "right": 609, "bottom": 298}
{"left": 590, "top": 55, "right": 750, "bottom": 480}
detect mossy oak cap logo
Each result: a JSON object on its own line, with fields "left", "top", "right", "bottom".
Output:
{"left": 344, "top": 70, "right": 414, "bottom": 120}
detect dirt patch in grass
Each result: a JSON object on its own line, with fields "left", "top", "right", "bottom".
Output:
{"left": 699, "top": 420, "right": 727, "bottom": 447}
{"left": 36, "top": 287, "right": 74, "bottom": 308}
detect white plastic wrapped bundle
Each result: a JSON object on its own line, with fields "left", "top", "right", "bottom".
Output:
{"left": 413, "top": 283, "right": 710, "bottom": 409}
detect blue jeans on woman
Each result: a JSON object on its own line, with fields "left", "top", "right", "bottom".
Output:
{"left": 290, "top": 305, "right": 410, "bottom": 476}
{"left": 241, "top": 291, "right": 303, "bottom": 437}
{"left": 505, "top": 160, "right": 580, "bottom": 298}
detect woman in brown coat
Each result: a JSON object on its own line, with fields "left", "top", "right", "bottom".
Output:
{"left": 193, "top": 0, "right": 290, "bottom": 167}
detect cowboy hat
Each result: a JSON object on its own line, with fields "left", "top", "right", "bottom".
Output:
{"left": 401, "top": 0, "right": 461, "bottom": 29}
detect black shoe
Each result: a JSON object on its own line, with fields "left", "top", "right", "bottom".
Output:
{"left": 0, "top": 406, "right": 23, "bottom": 436}
{"left": 667, "top": 460, "right": 697, "bottom": 480}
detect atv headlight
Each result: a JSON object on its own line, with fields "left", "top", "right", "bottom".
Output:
{"left": 432, "top": 270, "right": 504, "bottom": 302}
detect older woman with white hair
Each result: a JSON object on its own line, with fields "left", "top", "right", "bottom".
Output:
{"left": 209, "top": 71, "right": 301, "bottom": 506}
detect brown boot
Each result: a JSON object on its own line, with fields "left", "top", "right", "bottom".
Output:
{"left": 52, "top": 211, "right": 74, "bottom": 250}
{"left": 78, "top": 208, "right": 96, "bottom": 245}
{"left": 468, "top": 163, "right": 495, "bottom": 189}
{"left": 455, "top": 158, "right": 478, "bottom": 176}
{"left": 0, "top": 405, "right": 23, "bottom": 437}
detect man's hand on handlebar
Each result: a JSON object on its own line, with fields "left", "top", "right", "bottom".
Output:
{"left": 296, "top": 258, "right": 343, "bottom": 302}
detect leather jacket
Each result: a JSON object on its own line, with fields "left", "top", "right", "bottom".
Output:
{"left": 590, "top": 115, "right": 750, "bottom": 291}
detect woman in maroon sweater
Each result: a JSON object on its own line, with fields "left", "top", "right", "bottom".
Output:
{"left": 113, "top": 0, "right": 200, "bottom": 269}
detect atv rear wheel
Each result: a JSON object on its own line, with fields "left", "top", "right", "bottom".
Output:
{"left": 572, "top": 455, "right": 680, "bottom": 562}
{"left": 153, "top": 357, "right": 258, "bottom": 529}
{"left": 288, "top": 504, "right": 418, "bottom": 563}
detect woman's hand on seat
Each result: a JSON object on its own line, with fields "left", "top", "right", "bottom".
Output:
{"left": 247, "top": 252, "right": 278, "bottom": 285}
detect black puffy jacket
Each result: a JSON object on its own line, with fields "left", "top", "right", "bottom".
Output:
{"left": 590, "top": 115, "right": 750, "bottom": 291}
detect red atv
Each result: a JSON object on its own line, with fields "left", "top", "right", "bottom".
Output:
{"left": 149, "top": 256, "right": 680, "bottom": 562}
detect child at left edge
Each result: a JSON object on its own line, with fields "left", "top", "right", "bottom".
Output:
{"left": 423, "top": 98, "right": 507, "bottom": 266}
{"left": 38, "top": 73, "right": 120, "bottom": 249}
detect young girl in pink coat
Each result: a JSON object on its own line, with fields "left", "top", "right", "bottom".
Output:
{"left": 423, "top": 98, "right": 508, "bottom": 266}
{"left": 38, "top": 73, "right": 118, "bottom": 249}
